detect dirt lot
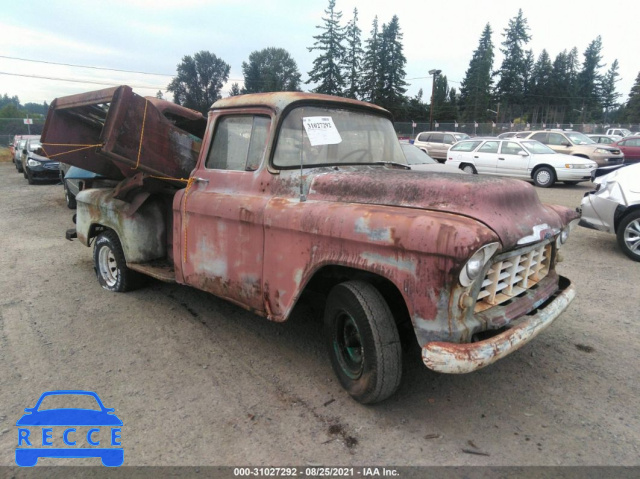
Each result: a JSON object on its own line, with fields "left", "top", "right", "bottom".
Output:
{"left": 0, "top": 161, "right": 639, "bottom": 469}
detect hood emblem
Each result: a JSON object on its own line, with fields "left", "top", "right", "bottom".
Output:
{"left": 517, "top": 223, "right": 559, "bottom": 245}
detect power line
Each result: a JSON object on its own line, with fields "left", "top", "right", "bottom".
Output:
{"left": 0, "top": 71, "right": 166, "bottom": 90}
{"left": 0, "top": 55, "right": 245, "bottom": 82}
{"left": 0, "top": 54, "right": 174, "bottom": 77}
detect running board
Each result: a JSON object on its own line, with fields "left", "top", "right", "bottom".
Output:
{"left": 128, "top": 260, "right": 176, "bottom": 283}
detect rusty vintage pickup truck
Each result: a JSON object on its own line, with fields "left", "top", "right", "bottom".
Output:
{"left": 43, "top": 87, "right": 578, "bottom": 403}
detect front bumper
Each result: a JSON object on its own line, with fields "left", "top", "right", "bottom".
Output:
{"left": 422, "top": 276, "right": 575, "bottom": 374}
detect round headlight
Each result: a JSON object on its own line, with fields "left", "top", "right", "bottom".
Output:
{"left": 459, "top": 242, "right": 500, "bottom": 287}
{"left": 466, "top": 250, "right": 485, "bottom": 280}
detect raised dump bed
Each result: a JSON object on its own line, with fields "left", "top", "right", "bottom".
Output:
{"left": 40, "top": 85, "right": 207, "bottom": 183}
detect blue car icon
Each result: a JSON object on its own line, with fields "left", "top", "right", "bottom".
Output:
{"left": 15, "top": 390, "right": 123, "bottom": 467}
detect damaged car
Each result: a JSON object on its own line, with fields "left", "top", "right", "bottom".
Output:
{"left": 579, "top": 164, "right": 640, "bottom": 261}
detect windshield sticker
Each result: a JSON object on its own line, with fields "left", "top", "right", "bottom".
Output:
{"left": 302, "top": 117, "right": 342, "bottom": 146}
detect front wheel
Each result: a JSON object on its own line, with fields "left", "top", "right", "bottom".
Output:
{"left": 93, "top": 230, "right": 137, "bottom": 292}
{"left": 533, "top": 167, "right": 555, "bottom": 187}
{"left": 324, "top": 281, "right": 402, "bottom": 404}
{"left": 461, "top": 164, "right": 477, "bottom": 174}
{"left": 617, "top": 211, "right": 640, "bottom": 262}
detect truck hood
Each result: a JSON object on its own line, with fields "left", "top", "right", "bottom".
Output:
{"left": 307, "top": 168, "right": 572, "bottom": 250}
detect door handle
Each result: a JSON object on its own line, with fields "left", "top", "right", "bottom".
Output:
{"left": 474, "top": 156, "right": 479, "bottom": 158}
{"left": 498, "top": 157, "right": 505, "bottom": 160}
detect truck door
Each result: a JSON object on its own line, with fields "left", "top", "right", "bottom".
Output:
{"left": 178, "top": 114, "right": 272, "bottom": 312}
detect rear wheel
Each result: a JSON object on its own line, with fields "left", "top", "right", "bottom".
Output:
{"left": 324, "top": 281, "right": 402, "bottom": 404}
{"left": 533, "top": 167, "right": 555, "bottom": 187}
{"left": 461, "top": 163, "right": 477, "bottom": 174}
{"left": 93, "top": 230, "right": 137, "bottom": 292}
{"left": 617, "top": 211, "right": 640, "bottom": 262}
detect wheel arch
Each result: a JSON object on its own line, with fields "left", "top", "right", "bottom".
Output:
{"left": 298, "top": 265, "right": 413, "bottom": 342}
{"left": 614, "top": 204, "right": 640, "bottom": 233}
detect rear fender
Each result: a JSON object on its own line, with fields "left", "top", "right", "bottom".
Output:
{"left": 76, "top": 188, "right": 166, "bottom": 263}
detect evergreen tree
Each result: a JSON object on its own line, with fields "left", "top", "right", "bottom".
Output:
{"left": 343, "top": 8, "right": 363, "bottom": 99}
{"left": 577, "top": 36, "right": 604, "bottom": 121}
{"left": 530, "top": 49, "right": 553, "bottom": 123}
{"left": 229, "top": 83, "right": 242, "bottom": 96}
{"left": 376, "top": 15, "right": 408, "bottom": 116}
{"left": 242, "top": 47, "right": 301, "bottom": 93}
{"left": 600, "top": 59, "right": 621, "bottom": 122}
{"left": 623, "top": 71, "right": 640, "bottom": 123}
{"left": 406, "top": 88, "right": 427, "bottom": 123}
{"left": 167, "top": 51, "right": 230, "bottom": 114}
{"left": 306, "top": 0, "right": 346, "bottom": 96}
{"left": 494, "top": 9, "right": 531, "bottom": 117}
{"left": 459, "top": 23, "right": 494, "bottom": 122}
{"left": 361, "top": 16, "right": 382, "bottom": 103}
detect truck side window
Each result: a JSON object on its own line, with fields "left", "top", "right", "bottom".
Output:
{"left": 206, "top": 116, "right": 271, "bottom": 171}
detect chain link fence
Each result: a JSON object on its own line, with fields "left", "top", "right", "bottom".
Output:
{"left": 395, "top": 121, "right": 640, "bottom": 139}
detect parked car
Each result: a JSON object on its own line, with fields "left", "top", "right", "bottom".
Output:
{"left": 579, "top": 163, "right": 640, "bottom": 261}
{"left": 60, "top": 164, "right": 117, "bottom": 209}
{"left": 609, "top": 136, "right": 640, "bottom": 164}
{"left": 11, "top": 135, "right": 39, "bottom": 166}
{"left": 413, "top": 131, "right": 471, "bottom": 162}
{"left": 605, "top": 128, "right": 632, "bottom": 137}
{"left": 497, "top": 131, "right": 530, "bottom": 139}
{"left": 520, "top": 130, "right": 624, "bottom": 167}
{"left": 14, "top": 139, "right": 28, "bottom": 171}
{"left": 400, "top": 142, "right": 465, "bottom": 174}
{"left": 20, "top": 138, "right": 60, "bottom": 184}
{"left": 446, "top": 138, "right": 597, "bottom": 187}
{"left": 588, "top": 134, "right": 622, "bottom": 145}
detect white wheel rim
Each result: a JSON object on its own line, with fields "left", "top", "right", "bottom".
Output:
{"left": 98, "top": 246, "right": 118, "bottom": 287}
{"left": 537, "top": 170, "right": 551, "bottom": 185}
{"left": 624, "top": 219, "right": 640, "bottom": 254}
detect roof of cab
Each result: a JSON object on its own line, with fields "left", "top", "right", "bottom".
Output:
{"left": 211, "top": 91, "right": 390, "bottom": 117}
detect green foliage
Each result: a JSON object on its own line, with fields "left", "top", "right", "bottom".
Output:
{"left": 167, "top": 50, "right": 230, "bottom": 114}
{"left": 229, "top": 83, "right": 242, "bottom": 97}
{"left": 343, "top": 8, "right": 363, "bottom": 99}
{"left": 600, "top": 59, "right": 621, "bottom": 121}
{"left": 242, "top": 47, "right": 301, "bottom": 93}
{"left": 622, "top": 71, "right": 640, "bottom": 122}
{"left": 459, "top": 23, "right": 494, "bottom": 122}
{"left": 306, "top": 0, "right": 346, "bottom": 95}
{"left": 495, "top": 9, "right": 531, "bottom": 114}
{"left": 361, "top": 16, "right": 382, "bottom": 103}
{"left": 376, "top": 15, "right": 408, "bottom": 117}
{"left": 577, "top": 36, "right": 604, "bottom": 121}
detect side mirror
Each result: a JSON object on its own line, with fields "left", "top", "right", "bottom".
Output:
{"left": 562, "top": 142, "right": 571, "bottom": 147}
{"left": 518, "top": 151, "right": 528, "bottom": 157}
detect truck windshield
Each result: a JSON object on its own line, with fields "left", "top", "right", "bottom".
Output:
{"left": 273, "top": 106, "right": 406, "bottom": 168}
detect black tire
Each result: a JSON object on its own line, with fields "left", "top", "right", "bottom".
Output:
{"left": 324, "top": 280, "right": 402, "bottom": 404}
{"left": 616, "top": 211, "right": 640, "bottom": 262}
{"left": 64, "top": 182, "right": 77, "bottom": 209}
{"left": 563, "top": 181, "right": 580, "bottom": 186}
{"left": 93, "top": 230, "right": 137, "bottom": 292}
{"left": 533, "top": 166, "right": 555, "bottom": 187}
{"left": 461, "top": 163, "right": 477, "bottom": 174}
{"left": 25, "top": 168, "right": 34, "bottom": 185}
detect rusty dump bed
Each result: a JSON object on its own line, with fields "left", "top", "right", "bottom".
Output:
{"left": 40, "top": 85, "right": 207, "bottom": 182}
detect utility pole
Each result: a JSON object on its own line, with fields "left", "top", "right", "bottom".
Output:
{"left": 428, "top": 69, "right": 441, "bottom": 131}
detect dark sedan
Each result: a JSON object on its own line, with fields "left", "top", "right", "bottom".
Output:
{"left": 21, "top": 139, "right": 60, "bottom": 184}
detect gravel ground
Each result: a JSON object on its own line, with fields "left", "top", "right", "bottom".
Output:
{"left": 0, "top": 159, "right": 638, "bottom": 469}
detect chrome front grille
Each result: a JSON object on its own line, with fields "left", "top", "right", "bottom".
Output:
{"left": 475, "top": 242, "right": 553, "bottom": 313}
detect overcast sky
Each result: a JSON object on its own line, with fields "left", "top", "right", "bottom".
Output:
{"left": 1, "top": 0, "right": 637, "bottom": 110}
